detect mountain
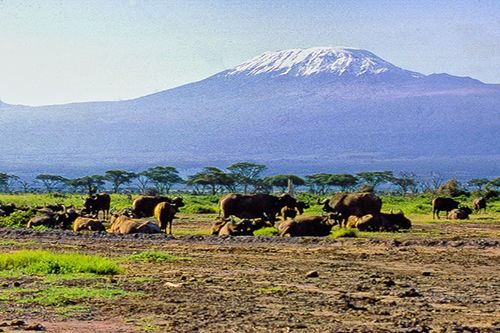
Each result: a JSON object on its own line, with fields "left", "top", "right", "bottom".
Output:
{"left": 1, "top": 47, "right": 499, "bottom": 179}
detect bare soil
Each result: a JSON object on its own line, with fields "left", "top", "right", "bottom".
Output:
{"left": 0, "top": 217, "right": 499, "bottom": 332}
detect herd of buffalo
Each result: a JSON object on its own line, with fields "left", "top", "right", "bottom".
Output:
{"left": 0, "top": 192, "right": 490, "bottom": 237}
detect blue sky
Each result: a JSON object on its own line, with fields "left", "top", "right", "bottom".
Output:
{"left": 1, "top": 0, "right": 499, "bottom": 106}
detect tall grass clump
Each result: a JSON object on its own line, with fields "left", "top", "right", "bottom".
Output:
{"left": 0, "top": 250, "right": 121, "bottom": 275}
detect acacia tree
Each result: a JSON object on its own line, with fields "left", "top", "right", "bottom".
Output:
{"left": 227, "top": 162, "right": 266, "bottom": 193}
{"left": 467, "top": 178, "right": 489, "bottom": 191}
{"left": 0, "top": 173, "right": 19, "bottom": 193}
{"left": 329, "top": 174, "right": 358, "bottom": 192}
{"left": 187, "top": 167, "right": 236, "bottom": 195}
{"left": 264, "top": 174, "right": 305, "bottom": 193}
{"left": 390, "top": 172, "right": 418, "bottom": 196}
{"left": 142, "top": 166, "right": 183, "bottom": 194}
{"left": 65, "top": 175, "right": 105, "bottom": 194}
{"left": 356, "top": 171, "right": 394, "bottom": 191}
{"left": 104, "top": 170, "right": 136, "bottom": 193}
{"left": 305, "top": 173, "right": 333, "bottom": 194}
{"left": 35, "top": 174, "right": 67, "bottom": 193}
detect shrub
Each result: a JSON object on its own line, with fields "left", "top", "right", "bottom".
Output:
{"left": 253, "top": 227, "right": 278, "bottom": 236}
{"left": 0, "top": 209, "right": 36, "bottom": 228}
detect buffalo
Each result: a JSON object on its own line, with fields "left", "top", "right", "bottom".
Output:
{"left": 28, "top": 206, "right": 78, "bottom": 229}
{"left": 321, "top": 192, "right": 382, "bottom": 227}
{"left": 109, "top": 214, "right": 161, "bottom": 234}
{"left": 447, "top": 207, "right": 472, "bottom": 220}
{"left": 472, "top": 197, "right": 486, "bottom": 213}
{"left": 0, "top": 203, "right": 16, "bottom": 217}
{"left": 83, "top": 193, "right": 111, "bottom": 219}
{"left": 154, "top": 201, "right": 183, "bottom": 235}
{"left": 211, "top": 218, "right": 271, "bottom": 236}
{"left": 277, "top": 215, "right": 334, "bottom": 237}
{"left": 347, "top": 211, "right": 411, "bottom": 231}
{"left": 73, "top": 217, "right": 106, "bottom": 232}
{"left": 432, "top": 197, "right": 459, "bottom": 219}
{"left": 279, "top": 206, "right": 298, "bottom": 221}
{"left": 132, "top": 196, "right": 184, "bottom": 218}
{"left": 219, "top": 193, "right": 297, "bottom": 221}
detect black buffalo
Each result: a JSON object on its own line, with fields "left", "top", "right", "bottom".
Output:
{"left": 219, "top": 193, "right": 297, "bottom": 221}
{"left": 321, "top": 192, "right": 382, "bottom": 227}
{"left": 472, "top": 197, "right": 486, "bottom": 213}
{"left": 132, "top": 196, "right": 184, "bottom": 218}
{"left": 432, "top": 197, "right": 459, "bottom": 219}
{"left": 83, "top": 193, "right": 111, "bottom": 219}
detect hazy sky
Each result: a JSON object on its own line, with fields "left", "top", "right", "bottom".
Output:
{"left": 1, "top": 0, "right": 499, "bottom": 106}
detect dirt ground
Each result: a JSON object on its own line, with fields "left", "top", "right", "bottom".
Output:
{"left": 0, "top": 216, "right": 499, "bottom": 332}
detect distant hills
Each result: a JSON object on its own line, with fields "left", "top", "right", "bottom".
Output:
{"left": 1, "top": 47, "right": 499, "bottom": 179}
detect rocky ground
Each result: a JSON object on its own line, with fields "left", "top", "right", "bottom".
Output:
{"left": 0, "top": 217, "right": 499, "bottom": 332}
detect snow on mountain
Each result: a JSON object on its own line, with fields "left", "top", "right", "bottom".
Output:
{"left": 225, "top": 47, "right": 424, "bottom": 78}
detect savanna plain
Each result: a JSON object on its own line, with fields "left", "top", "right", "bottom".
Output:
{"left": 0, "top": 194, "right": 498, "bottom": 332}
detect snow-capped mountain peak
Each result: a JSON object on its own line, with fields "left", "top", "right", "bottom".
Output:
{"left": 225, "top": 47, "right": 423, "bottom": 78}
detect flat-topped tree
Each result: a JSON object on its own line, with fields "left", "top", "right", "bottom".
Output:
{"left": 264, "top": 174, "right": 304, "bottom": 193}
{"left": 356, "top": 171, "right": 394, "bottom": 191}
{"left": 65, "top": 175, "right": 105, "bottom": 195}
{"left": 187, "top": 167, "right": 236, "bottom": 195}
{"left": 0, "top": 173, "right": 19, "bottom": 193}
{"left": 227, "top": 162, "right": 267, "bottom": 194}
{"left": 142, "top": 166, "right": 183, "bottom": 195}
{"left": 35, "top": 174, "right": 68, "bottom": 193}
{"left": 104, "top": 170, "right": 137, "bottom": 193}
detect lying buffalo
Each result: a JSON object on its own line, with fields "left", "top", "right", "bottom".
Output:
{"left": 277, "top": 215, "right": 334, "bottom": 237}
{"left": 447, "top": 207, "right": 472, "bottom": 220}
{"left": 109, "top": 214, "right": 161, "bottom": 234}
{"left": 347, "top": 211, "right": 411, "bottom": 232}
{"left": 432, "top": 197, "right": 459, "bottom": 219}
{"left": 0, "top": 203, "right": 16, "bottom": 217}
{"left": 28, "top": 206, "right": 79, "bottom": 229}
{"left": 132, "top": 196, "right": 184, "bottom": 218}
{"left": 321, "top": 192, "right": 382, "bottom": 227}
{"left": 219, "top": 193, "right": 296, "bottom": 221}
{"left": 72, "top": 217, "right": 106, "bottom": 232}
{"left": 83, "top": 193, "right": 111, "bottom": 219}
{"left": 211, "top": 218, "right": 271, "bottom": 236}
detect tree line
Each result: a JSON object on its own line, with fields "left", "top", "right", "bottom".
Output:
{"left": 0, "top": 162, "right": 498, "bottom": 196}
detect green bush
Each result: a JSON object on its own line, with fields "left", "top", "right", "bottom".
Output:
{"left": 0, "top": 209, "right": 36, "bottom": 228}
{"left": 253, "top": 227, "right": 279, "bottom": 236}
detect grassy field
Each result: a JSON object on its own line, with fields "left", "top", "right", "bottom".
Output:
{"left": 1, "top": 192, "right": 499, "bottom": 234}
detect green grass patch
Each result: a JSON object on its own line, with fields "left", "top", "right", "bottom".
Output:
{"left": 0, "top": 240, "right": 37, "bottom": 247}
{"left": 253, "top": 227, "right": 279, "bottom": 236}
{"left": 19, "top": 286, "right": 131, "bottom": 306}
{"left": 127, "top": 251, "right": 191, "bottom": 262}
{"left": 0, "top": 250, "right": 121, "bottom": 275}
{"left": 330, "top": 228, "right": 358, "bottom": 238}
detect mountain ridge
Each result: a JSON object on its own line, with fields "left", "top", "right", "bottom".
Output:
{"left": 0, "top": 47, "right": 499, "bottom": 179}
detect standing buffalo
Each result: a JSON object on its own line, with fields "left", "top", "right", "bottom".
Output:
{"left": 132, "top": 196, "right": 184, "bottom": 218}
{"left": 321, "top": 192, "right": 382, "bottom": 227}
{"left": 154, "top": 200, "right": 184, "bottom": 235}
{"left": 277, "top": 215, "right": 334, "bottom": 237}
{"left": 432, "top": 197, "right": 459, "bottom": 219}
{"left": 83, "top": 193, "right": 111, "bottom": 219}
{"left": 219, "top": 193, "right": 297, "bottom": 221}
{"left": 472, "top": 197, "right": 486, "bottom": 213}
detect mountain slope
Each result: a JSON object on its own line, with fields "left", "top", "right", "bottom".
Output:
{"left": 1, "top": 47, "right": 499, "bottom": 178}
